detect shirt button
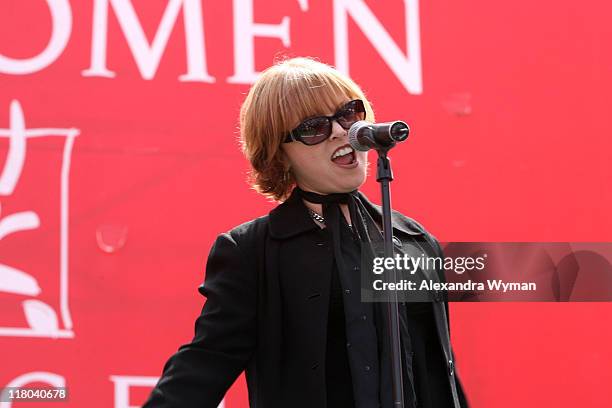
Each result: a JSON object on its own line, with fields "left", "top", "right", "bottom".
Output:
{"left": 365, "top": 365, "right": 371, "bottom": 371}
{"left": 344, "top": 289, "right": 351, "bottom": 294}
{"left": 361, "top": 315, "right": 367, "bottom": 321}
{"left": 346, "top": 342, "right": 351, "bottom": 348}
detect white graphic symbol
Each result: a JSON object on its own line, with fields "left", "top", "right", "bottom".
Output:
{"left": 0, "top": 100, "right": 79, "bottom": 338}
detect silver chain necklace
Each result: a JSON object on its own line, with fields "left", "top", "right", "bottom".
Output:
{"left": 308, "top": 208, "right": 352, "bottom": 228}
{"left": 308, "top": 208, "right": 325, "bottom": 224}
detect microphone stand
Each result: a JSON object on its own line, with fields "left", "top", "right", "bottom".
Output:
{"left": 376, "top": 146, "right": 404, "bottom": 408}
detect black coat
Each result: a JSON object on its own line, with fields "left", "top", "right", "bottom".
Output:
{"left": 143, "top": 188, "right": 468, "bottom": 408}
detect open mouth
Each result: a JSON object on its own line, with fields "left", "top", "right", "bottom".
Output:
{"left": 330, "top": 144, "right": 357, "bottom": 167}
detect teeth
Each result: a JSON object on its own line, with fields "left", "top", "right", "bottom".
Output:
{"left": 332, "top": 146, "right": 354, "bottom": 159}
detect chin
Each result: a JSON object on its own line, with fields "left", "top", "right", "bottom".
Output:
{"left": 338, "top": 179, "right": 366, "bottom": 193}
{"left": 311, "top": 171, "right": 366, "bottom": 194}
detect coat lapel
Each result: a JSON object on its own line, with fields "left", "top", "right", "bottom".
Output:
{"left": 268, "top": 188, "right": 319, "bottom": 239}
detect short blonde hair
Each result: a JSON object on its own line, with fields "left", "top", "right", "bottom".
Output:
{"left": 239, "top": 57, "right": 375, "bottom": 201}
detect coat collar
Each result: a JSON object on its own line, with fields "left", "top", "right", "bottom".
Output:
{"left": 268, "top": 187, "right": 425, "bottom": 239}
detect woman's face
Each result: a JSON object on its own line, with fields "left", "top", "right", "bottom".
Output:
{"left": 281, "top": 101, "right": 369, "bottom": 194}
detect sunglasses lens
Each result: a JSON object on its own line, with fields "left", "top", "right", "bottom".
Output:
{"left": 286, "top": 100, "right": 366, "bottom": 145}
{"left": 337, "top": 100, "right": 366, "bottom": 129}
{"left": 293, "top": 117, "right": 331, "bottom": 145}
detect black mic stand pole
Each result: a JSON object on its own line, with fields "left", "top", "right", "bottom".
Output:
{"left": 375, "top": 146, "right": 404, "bottom": 408}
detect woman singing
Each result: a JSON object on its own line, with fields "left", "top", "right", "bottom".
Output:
{"left": 143, "top": 57, "right": 468, "bottom": 408}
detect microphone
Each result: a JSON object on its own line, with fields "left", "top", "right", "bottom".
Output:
{"left": 348, "top": 120, "right": 410, "bottom": 151}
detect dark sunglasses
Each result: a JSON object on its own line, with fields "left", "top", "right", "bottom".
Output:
{"left": 283, "top": 99, "right": 366, "bottom": 145}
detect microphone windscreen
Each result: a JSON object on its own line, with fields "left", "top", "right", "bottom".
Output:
{"left": 348, "top": 120, "right": 372, "bottom": 151}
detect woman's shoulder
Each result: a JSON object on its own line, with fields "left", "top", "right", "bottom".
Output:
{"left": 390, "top": 209, "right": 432, "bottom": 236}
{"left": 389, "top": 209, "right": 444, "bottom": 257}
{"left": 221, "top": 214, "right": 271, "bottom": 248}
{"left": 202, "top": 215, "right": 270, "bottom": 284}
{"left": 357, "top": 190, "right": 433, "bottom": 237}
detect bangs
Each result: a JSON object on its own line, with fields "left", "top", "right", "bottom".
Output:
{"left": 278, "top": 70, "right": 363, "bottom": 132}
{"left": 252, "top": 58, "right": 374, "bottom": 141}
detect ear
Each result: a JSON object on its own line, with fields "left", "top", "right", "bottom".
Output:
{"left": 278, "top": 148, "right": 291, "bottom": 169}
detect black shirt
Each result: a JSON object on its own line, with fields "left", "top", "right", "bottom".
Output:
{"left": 325, "top": 217, "right": 454, "bottom": 408}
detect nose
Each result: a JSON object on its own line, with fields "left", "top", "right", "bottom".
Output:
{"left": 329, "top": 120, "right": 348, "bottom": 142}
